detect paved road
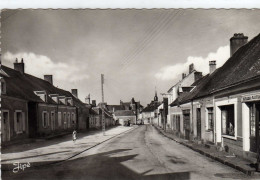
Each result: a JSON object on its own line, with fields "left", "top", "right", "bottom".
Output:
{"left": 2, "top": 125, "right": 259, "bottom": 180}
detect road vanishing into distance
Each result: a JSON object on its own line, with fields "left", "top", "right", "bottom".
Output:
{"left": 3, "top": 125, "right": 260, "bottom": 180}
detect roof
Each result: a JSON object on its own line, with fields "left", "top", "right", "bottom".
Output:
{"left": 170, "top": 73, "right": 212, "bottom": 106}
{"left": 106, "top": 105, "right": 125, "bottom": 112}
{"left": 142, "top": 103, "right": 160, "bottom": 112}
{"left": 170, "top": 33, "right": 260, "bottom": 106}
{"left": 91, "top": 106, "right": 113, "bottom": 118}
{"left": 1, "top": 65, "right": 87, "bottom": 109}
{"left": 196, "top": 33, "right": 260, "bottom": 98}
{"left": 114, "top": 110, "right": 135, "bottom": 116}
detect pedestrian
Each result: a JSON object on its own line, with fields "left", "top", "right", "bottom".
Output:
{"left": 72, "top": 130, "right": 77, "bottom": 143}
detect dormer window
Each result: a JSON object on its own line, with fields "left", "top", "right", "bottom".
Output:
{"left": 34, "top": 91, "right": 47, "bottom": 102}
{"left": 58, "top": 96, "right": 67, "bottom": 105}
{"left": 1, "top": 79, "right": 6, "bottom": 94}
{"left": 67, "top": 97, "right": 73, "bottom": 106}
{"left": 49, "top": 94, "right": 59, "bottom": 103}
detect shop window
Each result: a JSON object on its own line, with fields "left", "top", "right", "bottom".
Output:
{"left": 207, "top": 107, "right": 214, "bottom": 130}
{"left": 250, "top": 105, "right": 256, "bottom": 137}
{"left": 14, "top": 111, "right": 25, "bottom": 134}
{"left": 221, "top": 105, "right": 235, "bottom": 136}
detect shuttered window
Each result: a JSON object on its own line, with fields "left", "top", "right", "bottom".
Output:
{"left": 14, "top": 111, "right": 25, "bottom": 134}
{"left": 58, "top": 112, "right": 62, "bottom": 127}
{"left": 42, "top": 112, "right": 48, "bottom": 128}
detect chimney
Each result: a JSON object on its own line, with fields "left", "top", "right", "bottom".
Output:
{"left": 14, "top": 58, "right": 24, "bottom": 74}
{"left": 92, "top": 100, "right": 96, "bottom": 107}
{"left": 230, "top": 33, "right": 248, "bottom": 56}
{"left": 209, "top": 60, "right": 216, "bottom": 74}
{"left": 71, "top": 89, "right": 78, "bottom": 98}
{"left": 189, "top": 63, "right": 194, "bottom": 74}
{"left": 182, "top": 73, "right": 186, "bottom": 79}
{"left": 194, "top": 72, "right": 203, "bottom": 82}
{"left": 44, "top": 75, "right": 53, "bottom": 85}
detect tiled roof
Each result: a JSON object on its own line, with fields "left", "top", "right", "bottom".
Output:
{"left": 106, "top": 105, "right": 125, "bottom": 112}
{"left": 196, "top": 33, "right": 260, "bottom": 97}
{"left": 170, "top": 73, "right": 211, "bottom": 106}
{"left": 170, "top": 33, "right": 260, "bottom": 106}
{"left": 114, "top": 110, "right": 135, "bottom": 116}
{"left": 1, "top": 65, "right": 87, "bottom": 109}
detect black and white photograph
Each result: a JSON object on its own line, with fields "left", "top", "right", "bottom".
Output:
{"left": 1, "top": 8, "right": 260, "bottom": 179}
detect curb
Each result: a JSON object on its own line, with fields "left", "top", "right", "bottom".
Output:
{"left": 153, "top": 125, "right": 255, "bottom": 176}
{"left": 2, "top": 126, "right": 139, "bottom": 172}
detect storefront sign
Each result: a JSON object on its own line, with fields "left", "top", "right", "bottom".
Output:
{"left": 242, "top": 94, "right": 260, "bottom": 102}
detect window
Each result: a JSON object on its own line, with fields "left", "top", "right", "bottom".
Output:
{"left": 221, "top": 105, "right": 235, "bottom": 136}
{"left": 1, "top": 80, "right": 6, "bottom": 94}
{"left": 67, "top": 113, "right": 71, "bottom": 128}
{"left": 63, "top": 112, "right": 67, "bottom": 129}
{"left": 42, "top": 112, "right": 49, "bottom": 128}
{"left": 51, "top": 112, "right": 55, "bottom": 130}
{"left": 173, "top": 114, "right": 181, "bottom": 131}
{"left": 14, "top": 111, "right": 25, "bottom": 134}
{"left": 207, "top": 107, "right": 214, "bottom": 130}
{"left": 71, "top": 113, "right": 75, "bottom": 125}
{"left": 58, "top": 112, "right": 62, "bottom": 127}
{"left": 250, "top": 105, "right": 256, "bottom": 137}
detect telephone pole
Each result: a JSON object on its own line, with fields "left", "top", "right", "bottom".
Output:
{"left": 101, "top": 74, "right": 105, "bottom": 135}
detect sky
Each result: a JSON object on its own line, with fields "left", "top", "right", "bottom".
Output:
{"left": 1, "top": 9, "right": 260, "bottom": 106}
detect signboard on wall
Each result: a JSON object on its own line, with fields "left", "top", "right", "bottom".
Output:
{"left": 241, "top": 94, "right": 260, "bottom": 102}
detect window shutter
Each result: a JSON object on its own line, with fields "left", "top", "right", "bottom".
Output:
{"left": 14, "top": 112, "right": 17, "bottom": 132}
{"left": 47, "top": 112, "right": 50, "bottom": 127}
{"left": 22, "top": 112, "right": 26, "bottom": 132}
{"left": 42, "top": 112, "right": 45, "bottom": 127}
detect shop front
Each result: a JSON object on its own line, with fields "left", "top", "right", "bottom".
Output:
{"left": 241, "top": 93, "right": 260, "bottom": 156}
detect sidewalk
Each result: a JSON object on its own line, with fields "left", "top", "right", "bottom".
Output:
{"left": 153, "top": 125, "right": 256, "bottom": 176}
{"left": 1, "top": 125, "right": 137, "bottom": 171}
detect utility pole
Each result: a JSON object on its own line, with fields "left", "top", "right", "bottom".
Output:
{"left": 101, "top": 74, "right": 105, "bottom": 135}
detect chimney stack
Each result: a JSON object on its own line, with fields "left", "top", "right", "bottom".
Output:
{"left": 230, "top": 33, "right": 248, "bottom": 56}
{"left": 14, "top": 58, "right": 25, "bottom": 74}
{"left": 194, "top": 72, "right": 203, "bottom": 82}
{"left": 189, "top": 63, "right": 194, "bottom": 74}
{"left": 92, "top": 100, "right": 96, "bottom": 107}
{"left": 44, "top": 75, "right": 53, "bottom": 85}
{"left": 182, "top": 73, "right": 186, "bottom": 79}
{"left": 71, "top": 89, "right": 78, "bottom": 98}
{"left": 209, "top": 60, "right": 216, "bottom": 74}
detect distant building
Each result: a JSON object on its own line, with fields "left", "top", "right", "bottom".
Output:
{"left": 142, "top": 91, "right": 161, "bottom": 124}
{"left": 114, "top": 110, "right": 136, "bottom": 125}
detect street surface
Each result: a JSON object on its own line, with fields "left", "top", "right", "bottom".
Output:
{"left": 2, "top": 125, "right": 260, "bottom": 180}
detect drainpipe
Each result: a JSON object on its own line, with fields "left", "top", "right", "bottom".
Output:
{"left": 213, "top": 96, "right": 216, "bottom": 145}
{"left": 191, "top": 100, "right": 194, "bottom": 141}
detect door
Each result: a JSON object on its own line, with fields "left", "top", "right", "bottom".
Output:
{"left": 183, "top": 110, "right": 190, "bottom": 140}
{"left": 51, "top": 112, "right": 55, "bottom": 131}
{"left": 2, "top": 111, "right": 10, "bottom": 142}
{"left": 197, "top": 108, "right": 201, "bottom": 140}
{"left": 250, "top": 103, "right": 260, "bottom": 153}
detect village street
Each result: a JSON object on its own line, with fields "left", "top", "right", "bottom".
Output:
{"left": 2, "top": 125, "right": 259, "bottom": 180}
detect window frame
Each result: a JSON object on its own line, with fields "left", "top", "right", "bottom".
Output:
{"left": 42, "top": 111, "right": 49, "bottom": 128}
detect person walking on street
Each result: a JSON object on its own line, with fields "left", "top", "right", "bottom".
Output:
{"left": 72, "top": 130, "right": 77, "bottom": 143}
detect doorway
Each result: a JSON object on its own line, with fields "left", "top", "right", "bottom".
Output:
{"left": 197, "top": 108, "right": 201, "bottom": 140}
{"left": 2, "top": 111, "right": 10, "bottom": 142}
{"left": 250, "top": 103, "right": 260, "bottom": 153}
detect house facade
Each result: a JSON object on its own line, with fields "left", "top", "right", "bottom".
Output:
{"left": 168, "top": 33, "right": 260, "bottom": 161}
{"left": 1, "top": 60, "right": 90, "bottom": 144}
